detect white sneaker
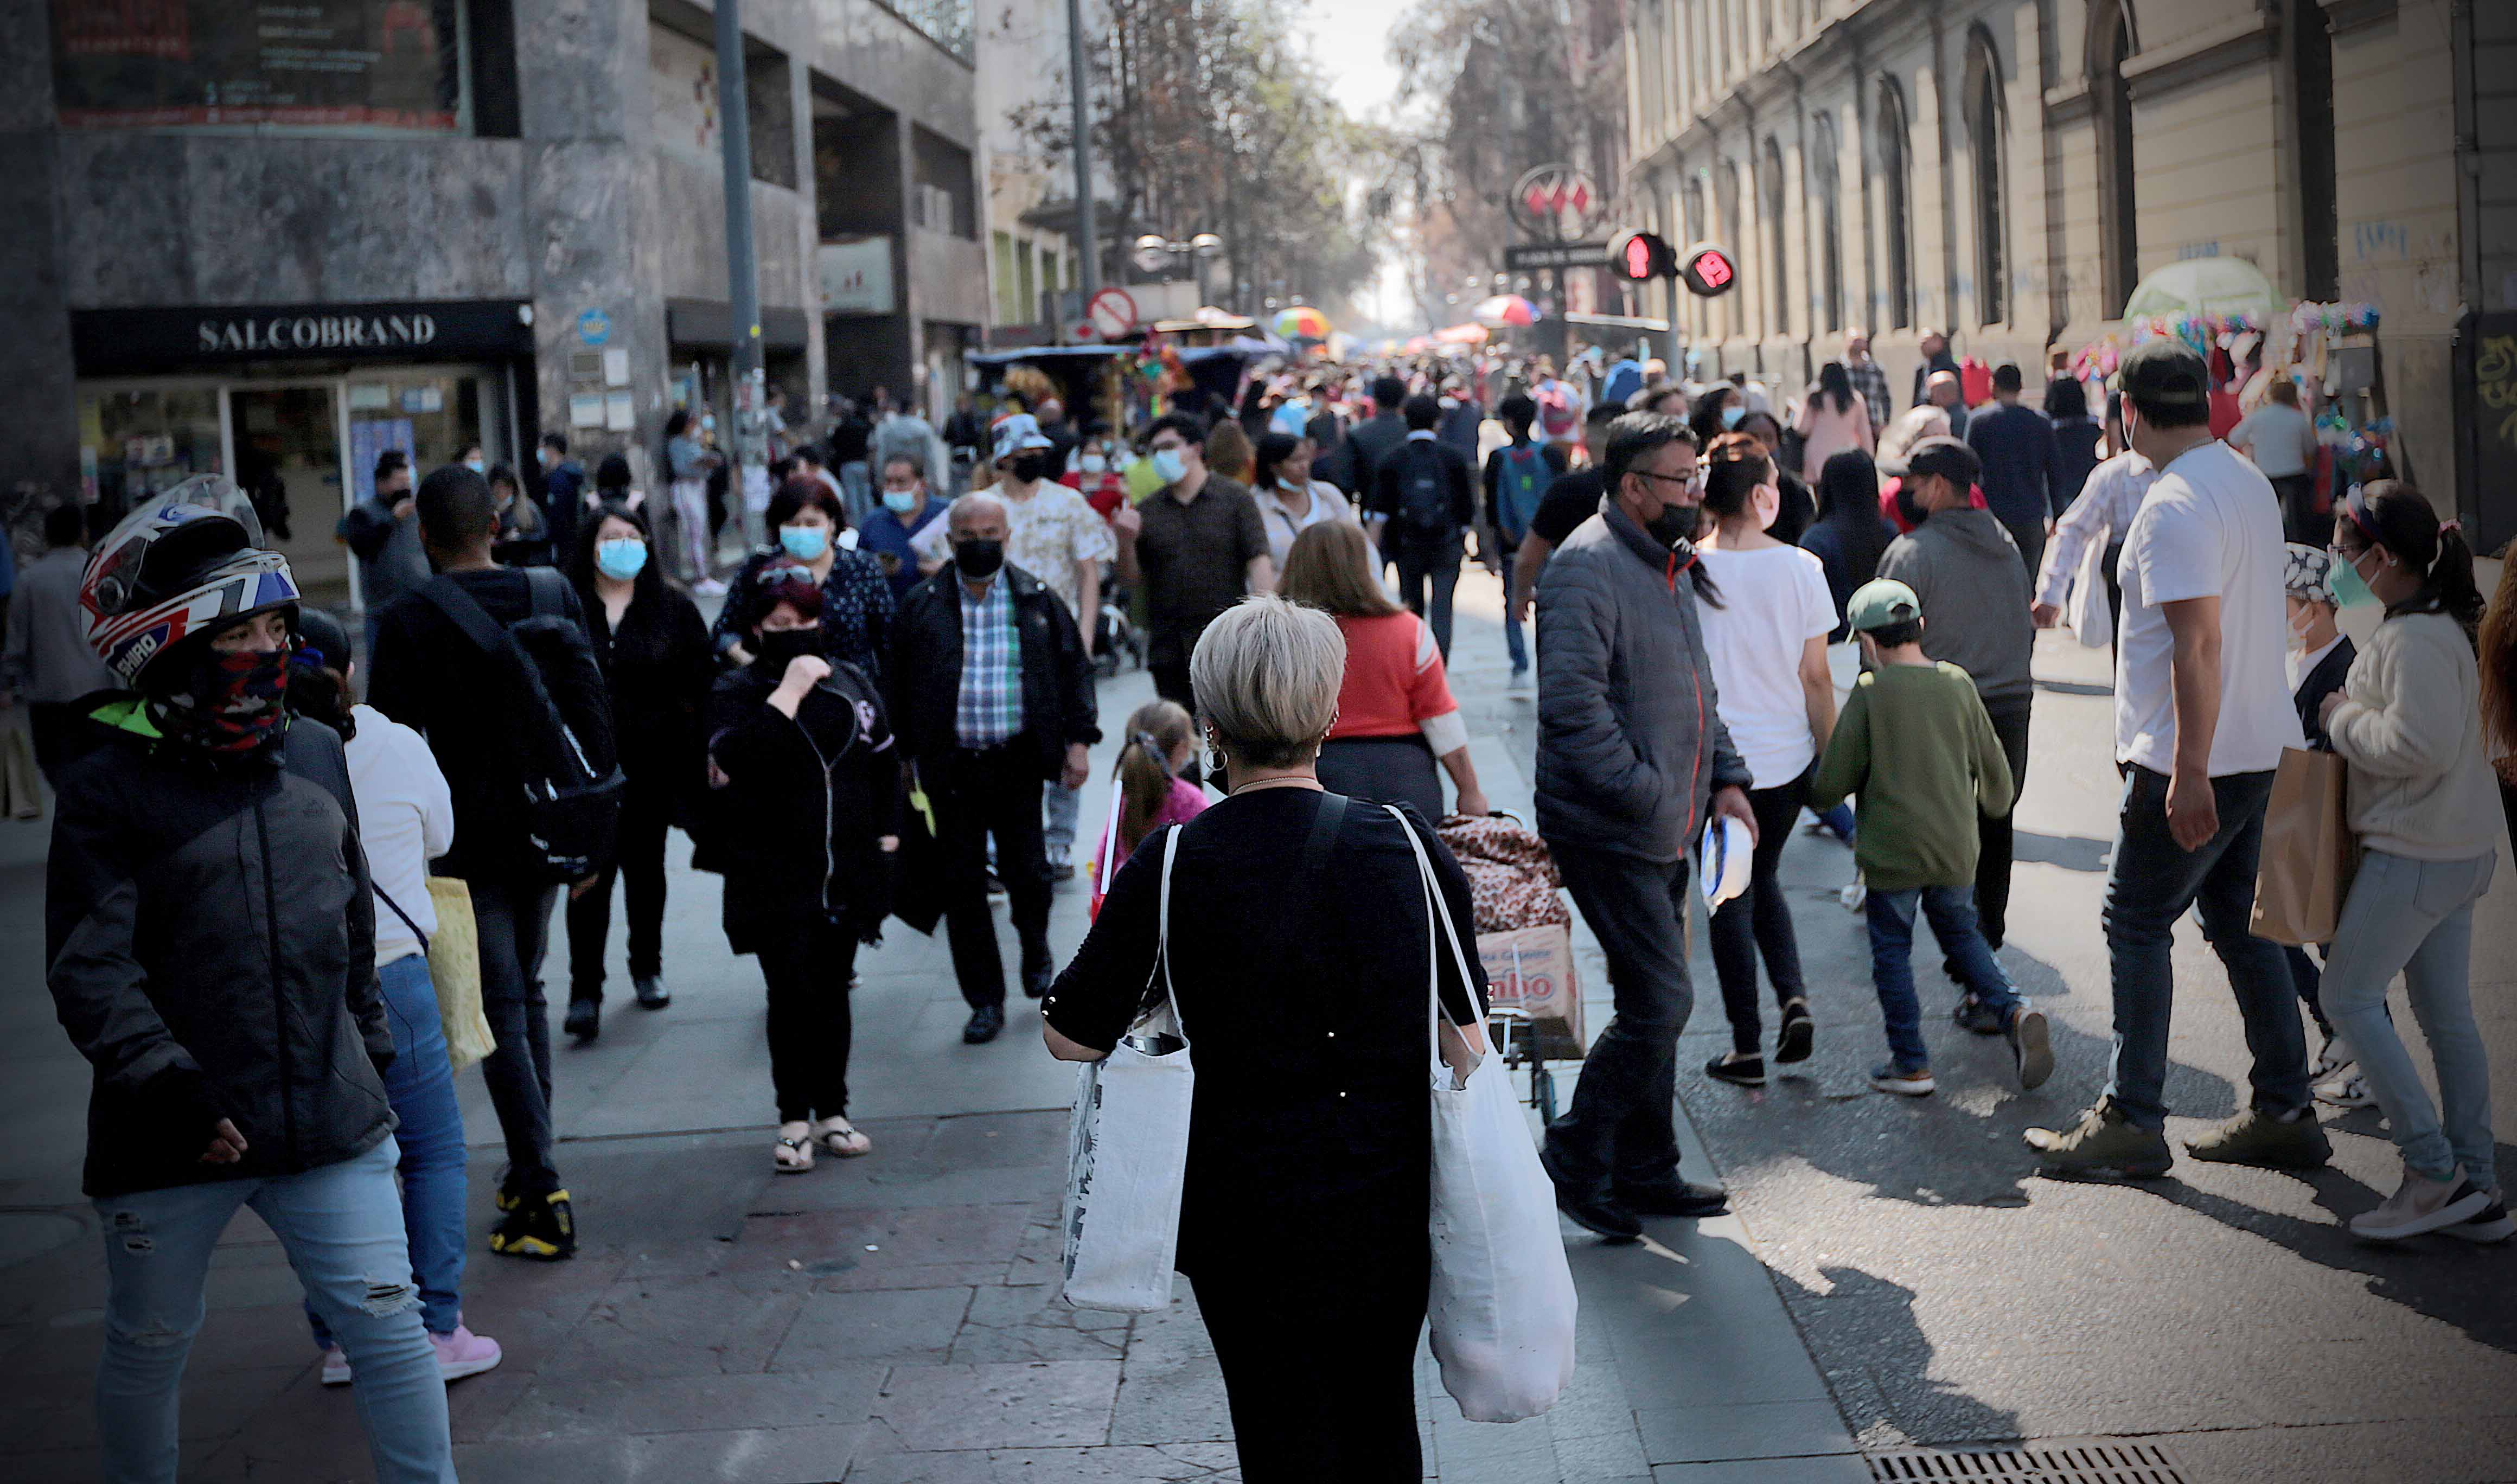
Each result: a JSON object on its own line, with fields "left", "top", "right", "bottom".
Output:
{"left": 318, "top": 1345, "right": 353, "bottom": 1386}
{"left": 2315, "top": 1072, "right": 2374, "bottom": 1110}
{"left": 1839, "top": 878, "right": 1868, "bottom": 913}
{"left": 2350, "top": 1167, "right": 2492, "bottom": 1241}
{"left": 2310, "top": 1034, "right": 2355, "bottom": 1082}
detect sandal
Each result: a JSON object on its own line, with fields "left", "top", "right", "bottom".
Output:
{"left": 814, "top": 1118, "right": 873, "bottom": 1159}
{"left": 774, "top": 1123, "right": 815, "bottom": 1173}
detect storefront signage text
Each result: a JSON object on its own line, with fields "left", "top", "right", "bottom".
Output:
{"left": 197, "top": 312, "right": 439, "bottom": 355}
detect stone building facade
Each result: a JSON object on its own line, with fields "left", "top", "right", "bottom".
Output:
{"left": 2, "top": 0, "right": 989, "bottom": 606}
{"left": 1624, "top": 0, "right": 2502, "bottom": 545}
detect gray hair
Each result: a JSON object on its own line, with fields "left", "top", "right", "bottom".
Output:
{"left": 947, "top": 490, "right": 1007, "bottom": 530}
{"left": 1188, "top": 596, "right": 1346, "bottom": 769}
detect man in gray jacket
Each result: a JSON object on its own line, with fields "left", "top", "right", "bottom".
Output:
{"left": 1534, "top": 413, "right": 1758, "bottom": 1242}
{"left": 1877, "top": 437, "right": 2036, "bottom": 994}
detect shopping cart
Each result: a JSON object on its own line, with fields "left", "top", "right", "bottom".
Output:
{"left": 1484, "top": 1005, "right": 1562, "bottom": 1123}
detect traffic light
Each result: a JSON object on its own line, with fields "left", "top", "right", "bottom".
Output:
{"left": 1608, "top": 230, "right": 1675, "bottom": 283}
{"left": 1679, "top": 241, "right": 1739, "bottom": 297}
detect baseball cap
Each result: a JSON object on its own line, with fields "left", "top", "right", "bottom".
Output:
{"left": 993, "top": 414, "right": 1054, "bottom": 464}
{"left": 1903, "top": 434, "right": 1980, "bottom": 489}
{"left": 2118, "top": 338, "right": 2211, "bottom": 412}
{"left": 1845, "top": 578, "right": 1924, "bottom": 634}
{"left": 2283, "top": 542, "right": 2336, "bottom": 602}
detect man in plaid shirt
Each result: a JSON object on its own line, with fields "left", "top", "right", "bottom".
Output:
{"left": 1842, "top": 329, "right": 1892, "bottom": 437}
{"left": 890, "top": 492, "right": 1099, "bottom": 1044}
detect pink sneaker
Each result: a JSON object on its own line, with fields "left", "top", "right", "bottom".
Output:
{"left": 318, "top": 1345, "right": 353, "bottom": 1386}
{"left": 431, "top": 1326, "right": 503, "bottom": 1382}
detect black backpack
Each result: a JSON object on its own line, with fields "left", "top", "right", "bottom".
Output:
{"left": 1397, "top": 441, "right": 1453, "bottom": 537}
{"left": 421, "top": 569, "right": 625, "bottom": 882}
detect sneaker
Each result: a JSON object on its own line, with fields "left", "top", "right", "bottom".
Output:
{"left": 2026, "top": 1099, "right": 2173, "bottom": 1178}
{"left": 693, "top": 577, "right": 728, "bottom": 597}
{"left": 1538, "top": 1143, "right": 1642, "bottom": 1242}
{"left": 632, "top": 974, "right": 671, "bottom": 1010}
{"left": 432, "top": 1326, "right": 504, "bottom": 1382}
{"left": 1952, "top": 994, "right": 2005, "bottom": 1037}
{"left": 1507, "top": 666, "right": 1533, "bottom": 694}
{"left": 1870, "top": 1061, "right": 1935, "bottom": 1097}
{"left": 2441, "top": 1189, "right": 2516, "bottom": 1244}
{"left": 564, "top": 999, "right": 599, "bottom": 1042}
{"left": 1705, "top": 1051, "right": 1767, "bottom": 1087}
{"left": 2349, "top": 1168, "right": 2493, "bottom": 1241}
{"left": 2315, "top": 1072, "right": 2374, "bottom": 1110}
{"left": 1614, "top": 1178, "right": 1729, "bottom": 1218}
{"left": 2310, "top": 1033, "right": 2354, "bottom": 1082}
{"left": 488, "top": 1189, "right": 576, "bottom": 1261}
{"left": 2007, "top": 1007, "right": 2054, "bottom": 1091}
{"left": 1839, "top": 878, "right": 1868, "bottom": 913}
{"left": 2184, "top": 1106, "right": 2332, "bottom": 1169}
{"left": 1774, "top": 1000, "right": 1814, "bottom": 1065}
{"left": 318, "top": 1345, "right": 353, "bottom": 1386}
{"left": 963, "top": 1004, "right": 1005, "bottom": 1044}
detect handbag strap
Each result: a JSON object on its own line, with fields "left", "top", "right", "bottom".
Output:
{"left": 1386, "top": 804, "right": 1480, "bottom": 1082}
{"left": 372, "top": 881, "right": 430, "bottom": 957}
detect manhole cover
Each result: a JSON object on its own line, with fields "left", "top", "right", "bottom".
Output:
{"left": 1867, "top": 1439, "right": 2186, "bottom": 1483}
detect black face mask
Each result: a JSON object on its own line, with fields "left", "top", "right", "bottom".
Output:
{"left": 953, "top": 538, "right": 1005, "bottom": 579}
{"left": 752, "top": 626, "right": 825, "bottom": 673}
{"left": 1009, "top": 453, "right": 1051, "bottom": 484}
{"left": 1645, "top": 502, "right": 1701, "bottom": 549}
{"left": 1893, "top": 480, "right": 1929, "bottom": 530}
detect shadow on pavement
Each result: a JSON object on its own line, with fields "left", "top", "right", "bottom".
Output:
{"left": 2011, "top": 830, "right": 2112, "bottom": 873}
{"left": 1769, "top": 1264, "right": 2024, "bottom": 1448}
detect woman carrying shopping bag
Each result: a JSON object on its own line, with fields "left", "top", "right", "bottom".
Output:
{"left": 2317, "top": 483, "right": 2508, "bottom": 1242}
{"left": 1044, "top": 596, "right": 1547, "bottom": 1482}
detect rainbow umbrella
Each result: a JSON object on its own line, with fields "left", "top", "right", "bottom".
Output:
{"left": 1275, "top": 305, "right": 1333, "bottom": 340}
{"left": 1473, "top": 293, "right": 1538, "bottom": 327}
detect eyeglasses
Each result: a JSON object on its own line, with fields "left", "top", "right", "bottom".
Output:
{"left": 1632, "top": 470, "right": 1702, "bottom": 490}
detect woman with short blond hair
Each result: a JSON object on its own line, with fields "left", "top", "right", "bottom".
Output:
{"left": 1043, "top": 594, "right": 1489, "bottom": 1482}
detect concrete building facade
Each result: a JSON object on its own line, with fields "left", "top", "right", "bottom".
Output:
{"left": 974, "top": 0, "right": 1083, "bottom": 344}
{"left": 1624, "top": 0, "right": 2501, "bottom": 546}
{"left": 4, "top": 0, "right": 988, "bottom": 606}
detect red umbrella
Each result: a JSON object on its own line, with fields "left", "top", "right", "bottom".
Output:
{"left": 1473, "top": 295, "right": 1538, "bottom": 327}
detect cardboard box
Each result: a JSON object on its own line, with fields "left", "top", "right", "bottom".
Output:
{"left": 1477, "top": 923, "right": 1585, "bottom": 1059}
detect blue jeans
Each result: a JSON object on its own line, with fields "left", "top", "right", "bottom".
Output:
{"left": 1044, "top": 778, "right": 1082, "bottom": 863}
{"left": 2100, "top": 765, "right": 2309, "bottom": 1131}
{"left": 1816, "top": 802, "right": 1857, "bottom": 844}
{"left": 1866, "top": 885, "right": 2020, "bottom": 1070}
{"left": 309, "top": 954, "right": 467, "bottom": 1342}
{"left": 94, "top": 1138, "right": 453, "bottom": 1483}
{"left": 1501, "top": 556, "right": 1528, "bottom": 672}
{"left": 2320, "top": 848, "right": 2498, "bottom": 1186}
{"left": 839, "top": 461, "right": 873, "bottom": 527}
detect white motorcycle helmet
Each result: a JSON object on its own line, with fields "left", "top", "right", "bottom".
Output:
{"left": 82, "top": 476, "right": 299, "bottom": 690}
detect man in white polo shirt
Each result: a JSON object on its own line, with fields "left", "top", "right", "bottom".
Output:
{"left": 2027, "top": 338, "right": 2323, "bottom": 1179}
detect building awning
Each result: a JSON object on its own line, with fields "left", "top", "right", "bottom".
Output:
{"left": 667, "top": 299, "right": 812, "bottom": 350}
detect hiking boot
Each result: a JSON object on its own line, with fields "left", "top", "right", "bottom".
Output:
{"left": 488, "top": 1189, "right": 576, "bottom": 1261}
{"left": 2184, "top": 1106, "right": 2331, "bottom": 1170}
{"left": 2350, "top": 1167, "right": 2492, "bottom": 1241}
{"left": 1614, "top": 1178, "right": 1729, "bottom": 1218}
{"left": 1705, "top": 1051, "right": 1766, "bottom": 1087}
{"left": 563, "top": 999, "right": 599, "bottom": 1042}
{"left": 2006, "top": 1007, "right": 2054, "bottom": 1091}
{"left": 632, "top": 974, "right": 671, "bottom": 1010}
{"left": 2026, "top": 1100, "right": 2173, "bottom": 1178}
{"left": 1538, "top": 1142, "right": 1641, "bottom": 1242}
{"left": 2441, "top": 1189, "right": 2516, "bottom": 1245}
{"left": 1869, "top": 1061, "right": 1935, "bottom": 1097}
{"left": 1952, "top": 994, "right": 2005, "bottom": 1037}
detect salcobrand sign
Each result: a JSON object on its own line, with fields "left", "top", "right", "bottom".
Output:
{"left": 196, "top": 311, "right": 440, "bottom": 355}
{"left": 72, "top": 299, "right": 533, "bottom": 375}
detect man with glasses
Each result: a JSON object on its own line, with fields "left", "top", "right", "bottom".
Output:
{"left": 1111, "top": 412, "right": 1274, "bottom": 724}
{"left": 1531, "top": 413, "right": 1758, "bottom": 1242}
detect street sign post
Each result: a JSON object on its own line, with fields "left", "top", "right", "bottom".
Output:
{"left": 1085, "top": 286, "right": 1138, "bottom": 340}
{"left": 1503, "top": 241, "right": 1612, "bottom": 272}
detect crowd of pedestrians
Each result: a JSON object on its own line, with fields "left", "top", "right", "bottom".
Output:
{"left": 16, "top": 322, "right": 2516, "bottom": 1483}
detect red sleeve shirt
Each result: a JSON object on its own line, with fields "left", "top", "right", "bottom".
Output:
{"left": 1329, "top": 612, "right": 1458, "bottom": 738}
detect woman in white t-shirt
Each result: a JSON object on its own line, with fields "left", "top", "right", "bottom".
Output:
{"left": 1692, "top": 434, "right": 1842, "bottom": 1086}
{"left": 1253, "top": 432, "right": 1365, "bottom": 571}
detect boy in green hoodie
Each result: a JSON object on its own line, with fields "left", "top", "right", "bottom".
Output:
{"left": 1809, "top": 579, "right": 2053, "bottom": 1096}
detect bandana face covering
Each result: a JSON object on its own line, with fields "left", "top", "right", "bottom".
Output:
{"left": 156, "top": 647, "right": 292, "bottom": 753}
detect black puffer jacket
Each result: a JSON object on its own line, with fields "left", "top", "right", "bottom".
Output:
{"left": 46, "top": 702, "right": 393, "bottom": 1199}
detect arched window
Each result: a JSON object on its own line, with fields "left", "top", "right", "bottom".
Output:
{"left": 1764, "top": 138, "right": 1791, "bottom": 336}
{"left": 1716, "top": 159, "right": 1745, "bottom": 340}
{"left": 1877, "top": 79, "right": 1914, "bottom": 331}
{"left": 2290, "top": 0, "right": 2338, "bottom": 299}
{"left": 1965, "top": 30, "right": 2008, "bottom": 326}
{"left": 1812, "top": 113, "right": 1845, "bottom": 333}
{"left": 2092, "top": 2, "right": 2139, "bottom": 313}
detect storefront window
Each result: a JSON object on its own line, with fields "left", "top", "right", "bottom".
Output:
{"left": 52, "top": 1, "right": 471, "bottom": 137}
{"left": 79, "top": 385, "right": 223, "bottom": 517}
{"left": 344, "top": 369, "right": 496, "bottom": 502}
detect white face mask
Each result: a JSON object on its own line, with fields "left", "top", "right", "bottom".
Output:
{"left": 1079, "top": 453, "right": 1108, "bottom": 474}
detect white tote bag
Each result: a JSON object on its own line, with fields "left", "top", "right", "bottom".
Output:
{"left": 1392, "top": 807, "right": 1579, "bottom": 1423}
{"left": 2067, "top": 529, "right": 2114, "bottom": 649}
{"left": 1061, "top": 831, "right": 1195, "bottom": 1313}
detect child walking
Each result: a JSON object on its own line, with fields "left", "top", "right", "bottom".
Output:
{"left": 1088, "top": 700, "right": 1208, "bottom": 918}
{"left": 1807, "top": 579, "right": 2053, "bottom": 1096}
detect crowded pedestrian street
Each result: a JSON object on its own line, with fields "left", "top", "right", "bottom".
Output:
{"left": 5, "top": 566, "right": 2512, "bottom": 1482}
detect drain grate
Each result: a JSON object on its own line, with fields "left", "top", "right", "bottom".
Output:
{"left": 1867, "top": 1439, "right": 2187, "bottom": 1483}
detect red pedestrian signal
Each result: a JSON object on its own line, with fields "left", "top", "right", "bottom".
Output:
{"left": 1607, "top": 230, "right": 1674, "bottom": 283}
{"left": 1680, "top": 242, "right": 1738, "bottom": 297}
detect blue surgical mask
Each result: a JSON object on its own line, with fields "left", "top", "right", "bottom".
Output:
{"left": 882, "top": 489, "right": 919, "bottom": 514}
{"left": 1152, "top": 448, "right": 1188, "bottom": 485}
{"left": 595, "top": 538, "right": 648, "bottom": 580}
{"left": 1720, "top": 405, "right": 1746, "bottom": 430}
{"left": 465, "top": 458, "right": 486, "bottom": 474}
{"left": 2328, "top": 546, "right": 2381, "bottom": 609}
{"left": 779, "top": 524, "right": 830, "bottom": 561}
{"left": 1079, "top": 453, "right": 1108, "bottom": 474}
{"left": 700, "top": 414, "right": 717, "bottom": 432}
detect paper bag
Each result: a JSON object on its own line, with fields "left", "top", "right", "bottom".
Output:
{"left": 1477, "top": 924, "right": 1584, "bottom": 1058}
{"left": 424, "top": 877, "right": 497, "bottom": 1073}
{"left": 2250, "top": 747, "right": 2355, "bottom": 946}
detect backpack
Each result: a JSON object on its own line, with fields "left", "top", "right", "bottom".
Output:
{"left": 1494, "top": 444, "right": 1555, "bottom": 544}
{"left": 1535, "top": 383, "right": 1578, "bottom": 438}
{"left": 1397, "top": 441, "right": 1454, "bottom": 537}
{"left": 420, "top": 569, "right": 625, "bottom": 882}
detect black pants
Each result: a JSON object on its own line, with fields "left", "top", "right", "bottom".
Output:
{"left": 1972, "top": 698, "right": 2033, "bottom": 952}
{"left": 1711, "top": 771, "right": 1812, "bottom": 1054}
{"left": 1191, "top": 1270, "right": 1426, "bottom": 1483}
{"left": 565, "top": 778, "right": 672, "bottom": 1002}
{"left": 2002, "top": 516, "right": 2046, "bottom": 586}
{"left": 757, "top": 916, "right": 860, "bottom": 1122}
{"left": 2273, "top": 473, "right": 2322, "bottom": 546}
{"left": 1545, "top": 843, "right": 1694, "bottom": 1192}
{"left": 28, "top": 701, "right": 82, "bottom": 782}
{"left": 2101, "top": 541, "right": 2125, "bottom": 644}
{"left": 469, "top": 874, "right": 561, "bottom": 1197}
{"left": 932, "top": 745, "right": 1052, "bottom": 1008}
{"left": 1390, "top": 533, "right": 1464, "bottom": 662}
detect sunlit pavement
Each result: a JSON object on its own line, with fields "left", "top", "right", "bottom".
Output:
{"left": 2, "top": 566, "right": 2512, "bottom": 1481}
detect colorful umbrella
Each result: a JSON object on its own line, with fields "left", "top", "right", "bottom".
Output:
{"left": 1433, "top": 322, "right": 1490, "bottom": 345}
{"left": 1275, "top": 306, "right": 1332, "bottom": 339}
{"left": 1473, "top": 294, "right": 1538, "bottom": 327}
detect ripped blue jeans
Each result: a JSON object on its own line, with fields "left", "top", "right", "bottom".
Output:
{"left": 92, "top": 1137, "right": 453, "bottom": 1483}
